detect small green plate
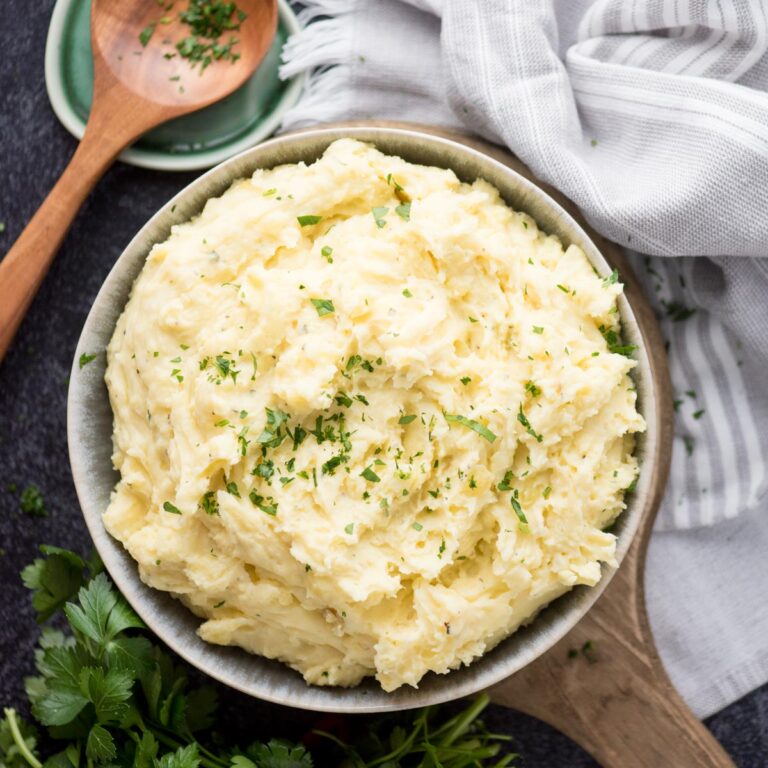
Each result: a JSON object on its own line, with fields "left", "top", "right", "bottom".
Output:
{"left": 45, "top": 0, "right": 304, "bottom": 171}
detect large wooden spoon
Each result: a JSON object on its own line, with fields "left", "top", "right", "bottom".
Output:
{"left": 0, "top": 0, "right": 277, "bottom": 360}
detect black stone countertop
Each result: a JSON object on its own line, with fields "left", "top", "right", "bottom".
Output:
{"left": 1, "top": 2, "right": 766, "bottom": 765}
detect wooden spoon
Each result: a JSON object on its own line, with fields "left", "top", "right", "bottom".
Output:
{"left": 0, "top": 0, "right": 277, "bottom": 360}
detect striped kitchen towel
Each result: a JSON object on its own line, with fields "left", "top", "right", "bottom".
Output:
{"left": 280, "top": 0, "right": 768, "bottom": 717}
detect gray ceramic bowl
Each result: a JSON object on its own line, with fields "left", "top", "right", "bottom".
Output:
{"left": 68, "top": 126, "right": 658, "bottom": 713}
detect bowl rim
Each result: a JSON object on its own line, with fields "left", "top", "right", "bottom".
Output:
{"left": 67, "top": 125, "right": 658, "bottom": 712}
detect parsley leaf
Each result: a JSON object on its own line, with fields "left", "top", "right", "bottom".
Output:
{"left": 310, "top": 298, "right": 335, "bottom": 317}
{"left": 395, "top": 202, "right": 411, "bottom": 221}
{"left": 371, "top": 206, "right": 389, "bottom": 228}
{"left": 78, "top": 352, "right": 98, "bottom": 369}
{"left": 361, "top": 466, "right": 381, "bottom": 483}
{"left": 297, "top": 215, "right": 323, "bottom": 227}
{"left": 444, "top": 413, "right": 497, "bottom": 443}
{"left": 517, "top": 404, "right": 543, "bottom": 442}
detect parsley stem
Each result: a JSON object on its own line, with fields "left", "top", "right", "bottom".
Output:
{"left": 151, "top": 729, "right": 226, "bottom": 768}
{"left": 3, "top": 708, "right": 42, "bottom": 768}
{"left": 433, "top": 693, "right": 490, "bottom": 746}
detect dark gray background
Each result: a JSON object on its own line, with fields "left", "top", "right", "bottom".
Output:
{"left": 1, "top": 2, "right": 766, "bottom": 765}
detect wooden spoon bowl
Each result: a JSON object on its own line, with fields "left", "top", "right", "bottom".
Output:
{"left": 0, "top": 0, "right": 277, "bottom": 360}
{"left": 93, "top": 0, "right": 277, "bottom": 110}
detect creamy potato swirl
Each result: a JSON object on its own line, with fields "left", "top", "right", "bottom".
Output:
{"left": 105, "top": 139, "right": 644, "bottom": 691}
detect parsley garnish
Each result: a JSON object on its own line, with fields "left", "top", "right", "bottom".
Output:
{"left": 510, "top": 491, "right": 530, "bottom": 533}
{"left": 78, "top": 353, "right": 97, "bottom": 369}
{"left": 399, "top": 414, "right": 417, "bottom": 425}
{"left": 603, "top": 269, "right": 620, "bottom": 286}
{"left": 249, "top": 490, "right": 277, "bottom": 516}
{"left": 256, "top": 407, "right": 289, "bottom": 449}
{"left": 412, "top": 522, "right": 423, "bottom": 531}
{"left": 344, "top": 523, "right": 354, "bottom": 535}
{"left": 138, "top": 23, "right": 156, "bottom": 47}
{"left": 371, "top": 206, "right": 389, "bottom": 228}
{"left": 163, "top": 501, "right": 182, "bottom": 515}
{"left": 361, "top": 466, "right": 381, "bottom": 483}
{"left": 321, "top": 245, "right": 334, "bottom": 263}
{"left": 297, "top": 215, "right": 323, "bottom": 227}
{"left": 598, "top": 325, "right": 636, "bottom": 357}
{"left": 460, "top": 376, "right": 472, "bottom": 385}
{"left": 199, "top": 491, "right": 219, "bottom": 516}
{"left": 497, "top": 470, "right": 514, "bottom": 492}
{"left": 403, "top": 288, "right": 413, "bottom": 298}
{"left": 444, "top": 413, "right": 497, "bottom": 443}
{"left": 20, "top": 485, "right": 47, "bottom": 517}
{"left": 524, "top": 380, "right": 541, "bottom": 397}
{"left": 532, "top": 325, "right": 544, "bottom": 334}
{"left": 310, "top": 298, "right": 335, "bottom": 317}
{"left": 225, "top": 481, "right": 240, "bottom": 497}
{"left": 517, "top": 404, "right": 543, "bottom": 442}
{"left": 395, "top": 202, "right": 411, "bottom": 221}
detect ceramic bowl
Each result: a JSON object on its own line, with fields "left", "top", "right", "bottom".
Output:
{"left": 68, "top": 125, "right": 659, "bottom": 713}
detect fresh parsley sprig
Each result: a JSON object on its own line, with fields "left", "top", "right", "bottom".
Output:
{"left": 2, "top": 547, "right": 517, "bottom": 768}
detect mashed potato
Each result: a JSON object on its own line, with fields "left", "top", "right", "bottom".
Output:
{"left": 104, "top": 138, "right": 644, "bottom": 691}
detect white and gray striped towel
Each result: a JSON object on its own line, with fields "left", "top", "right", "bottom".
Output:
{"left": 279, "top": 0, "right": 768, "bottom": 717}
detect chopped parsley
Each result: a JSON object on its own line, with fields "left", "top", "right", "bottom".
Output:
{"left": 78, "top": 352, "right": 97, "bottom": 369}
{"left": 444, "top": 413, "right": 497, "bottom": 443}
{"left": 510, "top": 491, "right": 530, "bottom": 533}
{"left": 403, "top": 288, "right": 413, "bottom": 298}
{"left": 297, "top": 215, "right": 323, "bottom": 227}
{"left": 138, "top": 23, "right": 156, "bottom": 47}
{"left": 602, "top": 269, "right": 620, "bottom": 286}
{"left": 199, "top": 491, "right": 219, "bottom": 516}
{"left": 532, "top": 325, "right": 544, "bottom": 334}
{"left": 556, "top": 284, "right": 570, "bottom": 293}
{"left": 517, "top": 404, "right": 543, "bottom": 442}
{"left": 310, "top": 298, "right": 335, "bottom": 317}
{"left": 598, "top": 324, "right": 637, "bottom": 357}
{"left": 20, "top": 485, "right": 46, "bottom": 517}
{"left": 460, "top": 376, "right": 472, "bottom": 385}
{"left": 395, "top": 202, "right": 411, "bottom": 221}
{"left": 225, "top": 481, "right": 240, "bottom": 497}
{"left": 334, "top": 391, "right": 353, "bottom": 408}
{"left": 344, "top": 523, "right": 354, "bottom": 535}
{"left": 543, "top": 486, "right": 552, "bottom": 499}
{"left": 256, "top": 407, "right": 289, "bottom": 449}
{"left": 361, "top": 466, "right": 381, "bottom": 483}
{"left": 497, "top": 470, "right": 514, "bottom": 492}
{"left": 249, "top": 490, "right": 277, "bottom": 516}
{"left": 412, "top": 522, "right": 423, "bottom": 531}
{"left": 163, "top": 501, "right": 182, "bottom": 515}
{"left": 693, "top": 409, "right": 705, "bottom": 420}
{"left": 524, "top": 380, "right": 541, "bottom": 397}
{"left": 321, "top": 245, "right": 334, "bottom": 263}
{"left": 399, "top": 414, "right": 417, "bottom": 425}
{"left": 372, "top": 206, "right": 389, "bottom": 228}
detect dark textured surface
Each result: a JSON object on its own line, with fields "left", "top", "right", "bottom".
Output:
{"left": 0, "top": 2, "right": 766, "bottom": 766}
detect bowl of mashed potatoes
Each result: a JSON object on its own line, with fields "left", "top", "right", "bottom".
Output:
{"left": 68, "top": 125, "right": 658, "bottom": 712}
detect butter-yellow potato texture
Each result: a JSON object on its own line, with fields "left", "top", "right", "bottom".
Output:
{"left": 105, "top": 139, "right": 644, "bottom": 691}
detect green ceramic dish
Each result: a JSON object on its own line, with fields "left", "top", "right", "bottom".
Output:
{"left": 45, "top": 0, "right": 305, "bottom": 171}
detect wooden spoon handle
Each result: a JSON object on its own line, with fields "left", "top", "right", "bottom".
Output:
{"left": 0, "top": 126, "right": 130, "bottom": 359}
